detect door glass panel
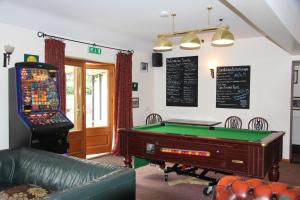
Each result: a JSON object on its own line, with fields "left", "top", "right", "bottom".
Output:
{"left": 86, "top": 68, "right": 108, "bottom": 128}
{"left": 65, "top": 65, "right": 82, "bottom": 131}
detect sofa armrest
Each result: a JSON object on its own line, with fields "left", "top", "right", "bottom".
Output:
{"left": 45, "top": 168, "right": 135, "bottom": 200}
{"left": 0, "top": 149, "right": 18, "bottom": 184}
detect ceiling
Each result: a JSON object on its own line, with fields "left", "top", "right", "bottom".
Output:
{"left": 0, "top": 0, "right": 299, "bottom": 53}
{"left": 0, "top": 0, "right": 261, "bottom": 50}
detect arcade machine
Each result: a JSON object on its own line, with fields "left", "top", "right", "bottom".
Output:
{"left": 9, "top": 62, "right": 74, "bottom": 154}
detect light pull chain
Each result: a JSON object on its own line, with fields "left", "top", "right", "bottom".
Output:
{"left": 171, "top": 12, "right": 176, "bottom": 33}
{"left": 207, "top": 6, "right": 212, "bottom": 27}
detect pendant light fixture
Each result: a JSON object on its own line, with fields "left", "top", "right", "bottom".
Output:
{"left": 153, "top": 36, "right": 172, "bottom": 51}
{"left": 153, "top": 6, "right": 235, "bottom": 51}
{"left": 211, "top": 19, "right": 234, "bottom": 46}
{"left": 180, "top": 32, "right": 201, "bottom": 49}
{"left": 153, "top": 12, "right": 176, "bottom": 51}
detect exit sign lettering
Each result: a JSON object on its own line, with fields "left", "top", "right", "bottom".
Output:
{"left": 88, "top": 46, "right": 102, "bottom": 54}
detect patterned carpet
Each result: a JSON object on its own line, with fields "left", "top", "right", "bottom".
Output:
{"left": 93, "top": 155, "right": 214, "bottom": 200}
{"left": 92, "top": 155, "right": 300, "bottom": 200}
{"left": 92, "top": 154, "right": 124, "bottom": 166}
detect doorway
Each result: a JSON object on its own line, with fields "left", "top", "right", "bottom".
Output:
{"left": 65, "top": 58, "right": 114, "bottom": 158}
{"left": 291, "top": 61, "right": 300, "bottom": 163}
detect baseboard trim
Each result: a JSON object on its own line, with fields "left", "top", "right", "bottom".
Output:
{"left": 292, "top": 144, "right": 300, "bottom": 152}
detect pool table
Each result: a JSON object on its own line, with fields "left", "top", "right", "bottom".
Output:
{"left": 119, "top": 123, "right": 285, "bottom": 181}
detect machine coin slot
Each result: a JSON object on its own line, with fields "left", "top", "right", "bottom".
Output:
{"left": 146, "top": 143, "right": 155, "bottom": 154}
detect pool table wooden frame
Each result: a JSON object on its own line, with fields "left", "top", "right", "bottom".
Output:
{"left": 119, "top": 126, "right": 285, "bottom": 181}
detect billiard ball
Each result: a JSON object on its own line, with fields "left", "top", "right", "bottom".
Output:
{"left": 232, "top": 179, "right": 250, "bottom": 199}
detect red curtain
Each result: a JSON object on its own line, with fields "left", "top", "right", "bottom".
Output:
{"left": 112, "top": 52, "right": 133, "bottom": 155}
{"left": 45, "top": 39, "right": 66, "bottom": 113}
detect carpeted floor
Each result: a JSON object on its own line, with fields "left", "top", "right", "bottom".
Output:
{"left": 92, "top": 155, "right": 300, "bottom": 200}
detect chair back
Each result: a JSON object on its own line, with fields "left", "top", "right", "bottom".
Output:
{"left": 248, "top": 117, "right": 268, "bottom": 131}
{"left": 146, "top": 113, "right": 162, "bottom": 125}
{"left": 224, "top": 116, "right": 242, "bottom": 129}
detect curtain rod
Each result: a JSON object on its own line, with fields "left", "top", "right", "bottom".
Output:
{"left": 37, "top": 31, "right": 134, "bottom": 53}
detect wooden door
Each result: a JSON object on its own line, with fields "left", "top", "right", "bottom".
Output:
{"left": 65, "top": 58, "right": 114, "bottom": 157}
{"left": 65, "top": 59, "right": 86, "bottom": 158}
{"left": 85, "top": 63, "right": 114, "bottom": 155}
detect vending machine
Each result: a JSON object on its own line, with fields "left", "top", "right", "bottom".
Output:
{"left": 9, "top": 62, "right": 74, "bottom": 154}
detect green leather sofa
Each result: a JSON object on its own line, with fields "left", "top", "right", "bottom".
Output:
{"left": 0, "top": 148, "right": 135, "bottom": 200}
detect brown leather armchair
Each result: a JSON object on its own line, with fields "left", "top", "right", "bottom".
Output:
{"left": 214, "top": 176, "right": 300, "bottom": 200}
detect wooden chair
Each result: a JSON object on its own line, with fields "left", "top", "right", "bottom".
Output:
{"left": 224, "top": 116, "right": 242, "bottom": 129}
{"left": 146, "top": 113, "right": 162, "bottom": 125}
{"left": 248, "top": 117, "right": 268, "bottom": 131}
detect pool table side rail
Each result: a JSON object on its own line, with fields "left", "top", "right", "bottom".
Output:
{"left": 127, "top": 128, "right": 284, "bottom": 147}
{"left": 260, "top": 131, "right": 285, "bottom": 146}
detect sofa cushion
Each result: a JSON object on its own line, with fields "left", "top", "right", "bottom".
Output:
{"left": 0, "top": 184, "right": 50, "bottom": 199}
{"left": 12, "top": 148, "right": 123, "bottom": 191}
{"left": 0, "top": 148, "right": 136, "bottom": 200}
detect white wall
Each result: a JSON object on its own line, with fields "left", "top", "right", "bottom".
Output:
{"left": 0, "top": 22, "right": 153, "bottom": 149}
{"left": 153, "top": 37, "right": 292, "bottom": 159}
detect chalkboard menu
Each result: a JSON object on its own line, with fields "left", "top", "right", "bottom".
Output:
{"left": 216, "top": 66, "right": 250, "bottom": 109}
{"left": 166, "top": 56, "right": 198, "bottom": 107}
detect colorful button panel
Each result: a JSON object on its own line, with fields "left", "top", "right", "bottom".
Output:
{"left": 160, "top": 148, "right": 210, "bottom": 157}
{"left": 25, "top": 112, "right": 69, "bottom": 126}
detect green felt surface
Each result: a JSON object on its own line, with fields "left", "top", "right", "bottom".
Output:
{"left": 132, "top": 123, "right": 271, "bottom": 141}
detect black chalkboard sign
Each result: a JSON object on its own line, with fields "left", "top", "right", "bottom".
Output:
{"left": 216, "top": 66, "right": 250, "bottom": 109}
{"left": 166, "top": 56, "right": 198, "bottom": 107}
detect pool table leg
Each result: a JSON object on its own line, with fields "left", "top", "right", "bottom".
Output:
{"left": 124, "top": 155, "right": 132, "bottom": 168}
{"left": 159, "top": 162, "right": 166, "bottom": 170}
{"left": 268, "top": 164, "right": 280, "bottom": 182}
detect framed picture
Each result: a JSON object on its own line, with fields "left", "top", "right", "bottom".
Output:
{"left": 293, "top": 97, "right": 300, "bottom": 110}
{"left": 294, "top": 70, "right": 298, "bottom": 84}
{"left": 132, "top": 82, "right": 138, "bottom": 91}
{"left": 132, "top": 97, "right": 139, "bottom": 108}
{"left": 24, "top": 54, "right": 39, "bottom": 62}
{"left": 140, "top": 62, "right": 148, "bottom": 72}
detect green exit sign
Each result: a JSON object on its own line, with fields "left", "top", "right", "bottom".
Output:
{"left": 88, "top": 46, "right": 102, "bottom": 54}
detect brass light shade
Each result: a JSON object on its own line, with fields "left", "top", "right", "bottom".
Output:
{"left": 153, "top": 36, "right": 172, "bottom": 51}
{"left": 211, "top": 27, "right": 234, "bottom": 45}
{"left": 180, "top": 32, "right": 201, "bottom": 49}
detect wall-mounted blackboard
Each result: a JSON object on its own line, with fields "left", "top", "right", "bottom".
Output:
{"left": 216, "top": 66, "right": 250, "bottom": 109}
{"left": 166, "top": 56, "right": 198, "bottom": 107}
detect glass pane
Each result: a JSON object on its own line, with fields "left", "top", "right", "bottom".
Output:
{"left": 65, "top": 65, "right": 82, "bottom": 131}
{"left": 86, "top": 68, "right": 108, "bottom": 128}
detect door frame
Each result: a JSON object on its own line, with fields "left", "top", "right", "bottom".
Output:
{"left": 290, "top": 60, "right": 300, "bottom": 163}
{"left": 65, "top": 57, "right": 115, "bottom": 158}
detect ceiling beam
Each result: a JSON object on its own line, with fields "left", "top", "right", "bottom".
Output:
{"left": 219, "top": 0, "right": 300, "bottom": 55}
